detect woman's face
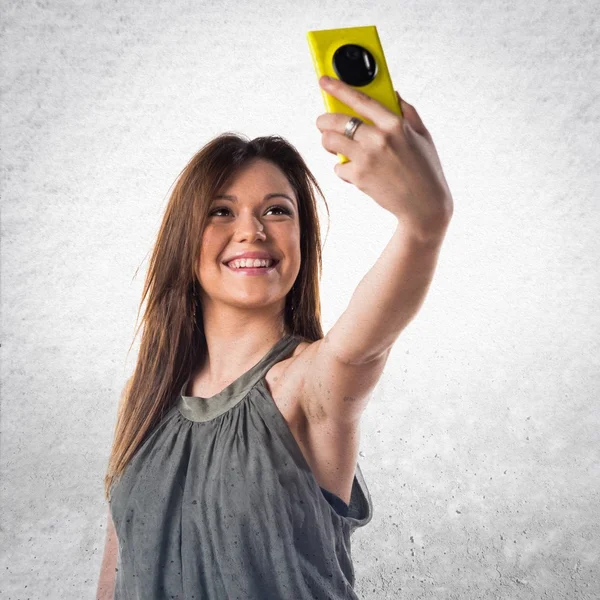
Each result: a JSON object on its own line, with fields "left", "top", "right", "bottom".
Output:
{"left": 196, "top": 159, "right": 301, "bottom": 316}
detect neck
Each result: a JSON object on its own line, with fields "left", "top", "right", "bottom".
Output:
{"left": 198, "top": 304, "right": 289, "bottom": 384}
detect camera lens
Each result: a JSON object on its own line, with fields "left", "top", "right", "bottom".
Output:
{"left": 332, "top": 44, "right": 377, "bottom": 87}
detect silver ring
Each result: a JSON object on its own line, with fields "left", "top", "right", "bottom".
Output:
{"left": 343, "top": 116, "right": 363, "bottom": 140}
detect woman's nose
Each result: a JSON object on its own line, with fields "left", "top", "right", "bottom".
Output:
{"left": 234, "top": 214, "right": 266, "bottom": 241}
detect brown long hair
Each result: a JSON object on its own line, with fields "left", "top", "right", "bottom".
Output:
{"left": 104, "top": 132, "right": 330, "bottom": 502}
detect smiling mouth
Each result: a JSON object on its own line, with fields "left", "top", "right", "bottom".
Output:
{"left": 224, "top": 260, "right": 280, "bottom": 272}
{"left": 224, "top": 259, "right": 279, "bottom": 268}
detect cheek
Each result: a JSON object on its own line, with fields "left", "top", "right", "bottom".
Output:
{"left": 198, "top": 229, "right": 221, "bottom": 261}
{"left": 286, "top": 245, "right": 302, "bottom": 276}
{"left": 284, "top": 226, "right": 301, "bottom": 250}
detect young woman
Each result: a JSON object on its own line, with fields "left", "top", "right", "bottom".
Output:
{"left": 97, "top": 76, "right": 453, "bottom": 599}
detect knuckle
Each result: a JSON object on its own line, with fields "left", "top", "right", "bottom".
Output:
{"left": 382, "top": 118, "right": 402, "bottom": 139}
{"left": 323, "top": 130, "right": 335, "bottom": 145}
{"left": 389, "top": 118, "right": 404, "bottom": 135}
{"left": 372, "top": 130, "right": 389, "bottom": 149}
{"left": 355, "top": 89, "right": 370, "bottom": 102}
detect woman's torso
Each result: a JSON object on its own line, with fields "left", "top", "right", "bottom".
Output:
{"left": 110, "top": 333, "right": 374, "bottom": 598}
{"left": 187, "top": 336, "right": 359, "bottom": 507}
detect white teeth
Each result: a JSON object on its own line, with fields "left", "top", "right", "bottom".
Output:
{"left": 228, "top": 258, "right": 274, "bottom": 269}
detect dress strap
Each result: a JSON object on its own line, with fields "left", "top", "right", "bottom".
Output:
{"left": 243, "top": 333, "right": 303, "bottom": 393}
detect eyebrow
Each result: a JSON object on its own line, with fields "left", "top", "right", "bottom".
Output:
{"left": 212, "top": 193, "right": 296, "bottom": 206}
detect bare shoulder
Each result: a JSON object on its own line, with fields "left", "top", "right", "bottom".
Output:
{"left": 269, "top": 338, "right": 314, "bottom": 392}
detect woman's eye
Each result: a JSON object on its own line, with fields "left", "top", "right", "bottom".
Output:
{"left": 210, "top": 205, "right": 290, "bottom": 217}
{"left": 209, "top": 207, "right": 231, "bottom": 217}
{"left": 266, "top": 205, "right": 291, "bottom": 215}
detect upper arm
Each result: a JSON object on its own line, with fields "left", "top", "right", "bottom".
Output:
{"left": 297, "top": 337, "right": 390, "bottom": 426}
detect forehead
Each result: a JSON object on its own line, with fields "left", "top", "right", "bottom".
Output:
{"left": 215, "top": 160, "right": 297, "bottom": 205}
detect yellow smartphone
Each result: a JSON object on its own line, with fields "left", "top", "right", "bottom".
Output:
{"left": 306, "top": 25, "right": 402, "bottom": 164}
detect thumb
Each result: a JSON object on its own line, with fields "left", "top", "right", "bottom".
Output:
{"left": 396, "top": 91, "right": 429, "bottom": 137}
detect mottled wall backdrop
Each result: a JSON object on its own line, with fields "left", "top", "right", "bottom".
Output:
{"left": 1, "top": 0, "right": 598, "bottom": 598}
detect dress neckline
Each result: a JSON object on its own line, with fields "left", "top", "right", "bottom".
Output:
{"left": 177, "top": 333, "right": 302, "bottom": 422}
{"left": 181, "top": 333, "right": 294, "bottom": 401}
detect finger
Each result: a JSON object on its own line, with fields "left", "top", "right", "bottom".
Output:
{"left": 319, "top": 76, "right": 398, "bottom": 129}
{"left": 320, "top": 129, "right": 358, "bottom": 161}
{"left": 333, "top": 159, "right": 355, "bottom": 184}
{"left": 316, "top": 112, "right": 375, "bottom": 139}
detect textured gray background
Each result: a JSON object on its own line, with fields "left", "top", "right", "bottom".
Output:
{"left": 1, "top": 0, "right": 599, "bottom": 598}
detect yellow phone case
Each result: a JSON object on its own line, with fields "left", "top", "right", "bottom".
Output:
{"left": 307, "top": 25, "right": 402, "bottom": 164}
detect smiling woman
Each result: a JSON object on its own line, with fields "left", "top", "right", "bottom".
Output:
{"left": 196, "top": 159, "right": 302, "bottom": 321}
{"left": 98, "top": 132, "right": 375, "bottom": 600}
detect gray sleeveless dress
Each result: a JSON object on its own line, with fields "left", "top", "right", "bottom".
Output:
{"left": 109, "top": 333, "right": 373, "bottom": 599}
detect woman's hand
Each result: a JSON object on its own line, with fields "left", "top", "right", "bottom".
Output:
{"left": 316, "top": 75, "right": 454, "bottom": 243}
